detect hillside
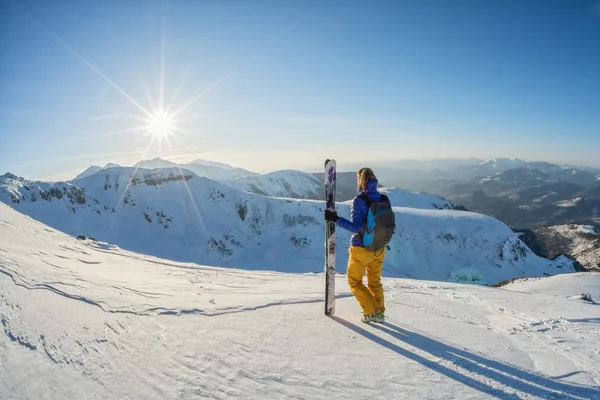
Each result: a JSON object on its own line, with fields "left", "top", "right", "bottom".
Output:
{"left": 73, "top": 158, "right": 256, "bottom": 182}
{"left": 441, "top": 166, "right": 600, "bottom": 229}
{"left": 73, "top": 163, "right": 122, "bottom": 180}
{"left": 223, "top": 170, "right": 323, "bottom": 200}
{"left": 379, "top": 187, "right": 457, "bottom": 210}
{"left": 0, "top": 168, "right": 574, "bottom": 285}
{"left": 223, "top": 170, "right": 458, "bottom": 209}
{"left": 518, "top": 224, "right": 600, "bottom": 271}
{"left": 1, "top": 203, "right": 599, "bottom": 399}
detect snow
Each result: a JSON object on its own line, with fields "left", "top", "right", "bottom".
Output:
{"left": 223, "top": 170, "right": 323, "bottom": 199}
{"left": 72, "top": 158, "right": 256, "bottom": 182}
{"left": 1, "top": 203, "right": 599, "bottom": 399}
{"left": 222, "top": 170, "right": 458, "bottom": 209}
{"left": 532, "top": 192, "right": 558, "bottom": 203}
{"left": 555, "top": 197, "right": 584, "bottom": 208}
{"left": 0, "top": 168, "right": 574, "bottom": 285}
{"left": 73, "top": 165, "right": 103, "bottom": 180}
{"left": 73, "top": 163, "right": 123, "bottom": 181}
{"left": 379, "top": 187, "right": 456, "bottom": 210}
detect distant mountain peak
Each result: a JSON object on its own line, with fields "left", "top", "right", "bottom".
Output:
{"left": 73, "top": 165, "right": 103, "bottom": 181}
{"left": 103, "top": 163, "right": 121, "bottom": 169}
{"left": 134, "top": 157, "right": 178, "bottom": 166}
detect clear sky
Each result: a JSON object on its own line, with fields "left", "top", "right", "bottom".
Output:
{"left": 1, "top": 0, "right": 599, "bottom": 180}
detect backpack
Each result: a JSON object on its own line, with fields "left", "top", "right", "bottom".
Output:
{"left": 359, "top": 194, "right": 396, "bottom": 252}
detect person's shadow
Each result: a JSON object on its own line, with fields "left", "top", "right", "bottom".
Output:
{"left": 332, "top": 316, "right": 600, "bottom": 399}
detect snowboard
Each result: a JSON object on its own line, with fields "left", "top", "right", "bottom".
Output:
{"left": 324, "top": 159, "right": 337, "bottom": 316}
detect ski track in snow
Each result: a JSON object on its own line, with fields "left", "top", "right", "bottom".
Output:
{"left": 1, "top": 204, "right": 600, "bottom": 399}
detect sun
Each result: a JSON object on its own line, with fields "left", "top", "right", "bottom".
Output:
{"left": 147, "top": 110, "right": 175, "bottom": 138}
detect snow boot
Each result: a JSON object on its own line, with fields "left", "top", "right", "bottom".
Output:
{"left": 360, "top": 313, "right": 376, "bottom": 323}
{"left": 374, "top": 311, "right": 385, "bottom": 323}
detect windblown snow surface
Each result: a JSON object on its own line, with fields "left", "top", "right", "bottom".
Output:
{"left": 1, "top": 204, "right": 599, "bottom": 399}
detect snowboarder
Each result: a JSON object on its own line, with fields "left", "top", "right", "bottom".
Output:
{"left": 324, "top": 167, "right": 395, "bottom": 323}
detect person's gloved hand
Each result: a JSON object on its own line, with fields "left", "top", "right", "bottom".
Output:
{"left": 324, "top": 209, "right": 339, "bottom": 222}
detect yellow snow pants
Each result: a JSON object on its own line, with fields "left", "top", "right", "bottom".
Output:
{"left": 346, "top": 246, "right": 385, "bottom": 315}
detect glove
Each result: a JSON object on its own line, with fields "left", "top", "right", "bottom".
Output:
{"left": 324, "top": 209, "right": 339, "bottom": 222}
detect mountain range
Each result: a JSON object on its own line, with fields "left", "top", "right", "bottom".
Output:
{"left": 4, "top": 156, "right": 600, "bottom": 275}
{"left": 74, "top": 158, "right": 257, "bottom": 182}
{"left": 0, "top": 164, "right": 573, "bottom": 285}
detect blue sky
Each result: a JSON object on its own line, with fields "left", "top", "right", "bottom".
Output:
{"left": 1, "top": 0, "right": 599, "bottom": 180}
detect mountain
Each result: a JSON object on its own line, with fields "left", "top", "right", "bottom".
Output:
{"left": 74, "top": 165, "right": 103, "bottom": 180}
{"left": 223, "top": 169, "right": 460, "bottom": 207}
{"left": 518, "top": 224, "right": 600, "bottom": 271}
{"left": 74, "top": 158, "right": 257, "bottom": 182}
{"left": 438, "top": 165, "right": 600, "bottom": 229}
{"left": 188, "top": 158, "right": 255, "bottom": 173}
{"left": 0, "top": 168, "right": 573, "bottom": 285}
{"left": 73, "top": 163, "right": 122, "bottom": 180}
{"left": 372, "top": 158, "right": 600, "bottom": 195}
{"left": 134, "top": 157, "right": 179, "bottom": 169}
{"left": 103, "top": 162, "right": 121, "bottom": 169}
{"left": 1, "top": 203, "right": 599, "bottom": 399}
{"left": 224, "top": 170, "right": 323, "bottom": 200}
{"left": 343, "top": 158, "right": 484, "bottom": 172}
{"left": 379, "top": 188, "right": 458, "bottom": 210}
{"left": 182, "top": 160, "right": 257, "bottom": 181}
{"left": 446, "top": 168, "right": 588, "bottom": 204}
{"left": 469, "top": 158, "right": 528, "bottom": 177}
{"left": 135, "top": 157, "right": 257, "bottom": 180}
{"left": 311, "top": 170, "right": 365, "bottom": 201}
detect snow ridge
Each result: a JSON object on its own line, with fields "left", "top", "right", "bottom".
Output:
{"left": 0, "top": 167, "right": 575, "bottom": 285}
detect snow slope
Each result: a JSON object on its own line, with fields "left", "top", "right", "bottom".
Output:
{"left": 223, "top": 170, "right": 324, "bottom": 199}
{"left": 1, "top": 204, "right": 599, "bottom": 399}
{"left": 222, "top": 169, "right": 459, "bottom": 208}
{"left": 379, "top": 187, "right": 457, "bottom": 210}
{"left": 0, "top": 168, "right": 573, "bottom": 285}
{"left": 73, "top": 163, "right": 122, "bottom": 181}
{"left": 133, "top": 157, "right": 257, "bottom": 181}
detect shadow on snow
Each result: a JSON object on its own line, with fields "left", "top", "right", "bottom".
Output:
{"left": 332, "top": 317, "right": 599, "bottom": 400}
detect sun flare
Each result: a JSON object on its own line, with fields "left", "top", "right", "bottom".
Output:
{"left": 147, "top": 111, "right": 175, "bottom": 138}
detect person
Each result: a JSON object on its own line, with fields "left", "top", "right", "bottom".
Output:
{"left": 324, "top": 167, "right": 390, "bottom": 323}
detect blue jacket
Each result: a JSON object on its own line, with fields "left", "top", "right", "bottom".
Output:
{"left": 337, "top": 178, "right": 383, "bottom": 247}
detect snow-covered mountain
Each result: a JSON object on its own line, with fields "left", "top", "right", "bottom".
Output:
{"left": 1, "top": 203, "right": 599, "bottom": 399}
{"left": 73, "top": 158, "right": 256, "bottom": 182}
{"left": 74, "top": 165, "right": 103, "bottom": 180}
{"left": 183, "top": 160, "right": 257, "bottom": 181}
{"left": 134, "top": 157, "right": 179, "bottom": 169}
{"left": 379, "top": 187, "right": 457, "bottom": 210}
{"left": 224, "top": 169, "right": 460, "bottom": 208}
{"left": 132, "top": 157, "right": 256, "bottom": 180}
{"left": 471, "top": 158, "right": 529, "bottom": 176}
{"left": 519, "top": 224, "right": 600, "bottom": 271}
{"left": 0, "top": 168, "right": 574, "bottom": 285}
{"left": 440, "top": 165, "right": 600, "bottom": 229}
{"left": 73, "top": 163, "right": 122, "bottom": 180}
{"left": 223, "top": 170, "right": 324, "bottom": 199}
{"left": 188, "top": 158, "right": 254, "bottom": 173}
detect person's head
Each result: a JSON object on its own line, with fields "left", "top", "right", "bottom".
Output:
{"left": 357, "top": 167, "right": 376, "bottom": 192}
